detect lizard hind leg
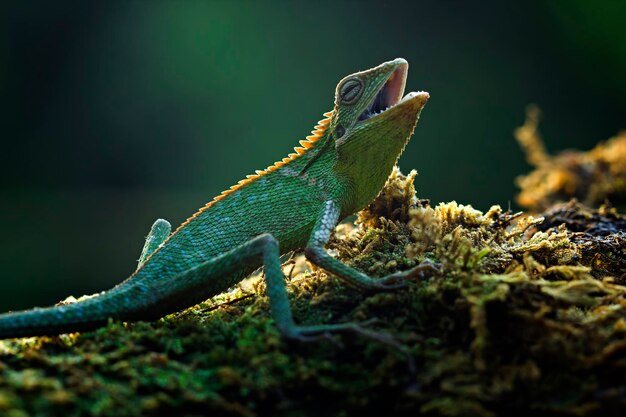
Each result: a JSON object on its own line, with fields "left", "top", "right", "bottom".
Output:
{"left": 232, "top": 234, "right": 382, "bottom": 341}
{"left": 0, "top": 231, "right": 384, "bottom": 341}
{"left": 143, "top": 233, "right": 375, "bottom": 341}
{"left": 252, "top": 235, "right": 415, "bottom": 369}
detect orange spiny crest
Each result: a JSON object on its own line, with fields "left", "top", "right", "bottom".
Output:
{"left": 173, "top": 110, "right": 334, "bottom": 233}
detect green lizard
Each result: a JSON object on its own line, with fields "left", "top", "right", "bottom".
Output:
{"left": 0, "top": 58, "right": 430, "bottom": 340}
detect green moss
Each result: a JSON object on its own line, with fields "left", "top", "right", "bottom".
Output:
{"left": 0, "top": 169, "right": 625, "bottom": 416}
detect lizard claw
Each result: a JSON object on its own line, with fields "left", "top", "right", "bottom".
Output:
{"left": 287, "top": 318, "right": 378, "bottom": 346}
{"left": 408, "top": 259, "right": 441, "bottom": 278}
{"left": 289, "top": 331, "right": 342, "bottom": 347}
{"left": 376, "top": 277, "right": 409, "bottom": 290}
{"left": 284, "top": 320, "right": 415, "bottom": 372}
{"left": 373, "top": 260, "right": 441, "bottom": 291}
{"left": 378, "top": 259, "right": 441, "bottom": 289}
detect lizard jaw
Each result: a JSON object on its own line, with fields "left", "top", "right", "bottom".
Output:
{"left": 357, "top": 61, "right": 408, "bottom": 122}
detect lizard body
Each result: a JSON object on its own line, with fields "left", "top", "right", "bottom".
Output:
{"left": 0, "top": 58, "right": 429, "bottom": 339}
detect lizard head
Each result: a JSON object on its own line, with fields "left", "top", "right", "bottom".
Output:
{"left": 329, "top": 58, "right": 429, "bottom": 211}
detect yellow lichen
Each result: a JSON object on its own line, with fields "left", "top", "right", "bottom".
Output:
{"left": 515, "top": 106, "right": 626, "bottom": 210}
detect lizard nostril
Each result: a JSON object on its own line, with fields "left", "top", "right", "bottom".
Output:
{"left": 335, "top": 125, "right": 346, "bottom": 139}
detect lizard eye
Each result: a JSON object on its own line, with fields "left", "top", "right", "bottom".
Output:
{"left": 335, "top": 125, "right": 346, "bottom": 138}
{"left": 339, "top": 78, "right": 363, "bottom": 105}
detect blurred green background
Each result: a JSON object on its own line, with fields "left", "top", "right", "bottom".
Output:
{"left": 1, "top": 0, "right": 624, "bottom": 311}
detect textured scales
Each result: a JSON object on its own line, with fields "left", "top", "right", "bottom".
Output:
{"left": 137, "top": 120, "right": 345, "bottom": 299}
{"left": 175, "top": 110, "right": 333, "bottom": 231}
{"left": 0, "top": 58, "right": 430, "bottom": 339}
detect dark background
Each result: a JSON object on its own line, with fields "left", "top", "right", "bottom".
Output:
{"left": 1, "top": 1, "right": 624, "bottom": 311}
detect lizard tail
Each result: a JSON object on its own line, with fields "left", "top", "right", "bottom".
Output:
{"left": 0, "top": 286, "right": 152, "bottom": 339}
{"left": 0, "top": 291, "right": 131, "bottom": 339}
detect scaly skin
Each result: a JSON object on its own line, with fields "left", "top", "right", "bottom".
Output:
{"left": 0, "top": 58, "right": 430, "bottom": 340}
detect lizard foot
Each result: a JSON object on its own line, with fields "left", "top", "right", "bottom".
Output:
{"left": 377, "top": 259, "right": 441, "bottom": 289}
{"left": 286, "top": 319, "right": 416, "bottom": 373}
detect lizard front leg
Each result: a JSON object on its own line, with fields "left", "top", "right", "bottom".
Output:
{"left": 305, "top": 200, "right": 438, "bottom": 291}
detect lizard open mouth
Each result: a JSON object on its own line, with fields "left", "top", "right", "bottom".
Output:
{"left": 357, "top": 63, "right": 408, "bottom": 122}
